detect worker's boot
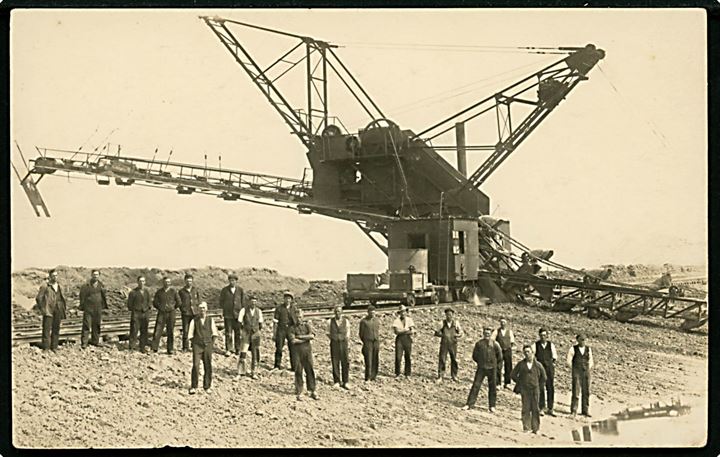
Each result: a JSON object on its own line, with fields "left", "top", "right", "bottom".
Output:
{"left": 237, "top": 354, "right": 247, "bottom": 376}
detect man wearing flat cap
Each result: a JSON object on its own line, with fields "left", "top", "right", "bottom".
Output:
{"left": 567, "top": 333, "right": 594, "bottom": 417}
{"left": 392, "top": 305, "right": 415, "bottom": 378}
{"left": 462, "top": 326, "right": 503, "bottom": 412}
{"left": 272, "top": 290, "right": 297, "bottom": 371}
{"left": 219, "top": 273, "right": 244, "bottom": 355}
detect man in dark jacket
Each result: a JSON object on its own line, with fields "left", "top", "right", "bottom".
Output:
{"left": 359, "top": 305, "right": 381, "bottom": 382}
{"left": 462, "top": 327, "right": 503, "bottom": 412}
{"left": 36, "top": 269, "right": 67, "bottom": 351}
{"left": 510, "top": 345, "right": 548, "bottom": 434}
{"left": 272, "top": 291, "right": 297, "bottom": 370}
{"left": 326, "top": 305, "right": 350, "bottom": 389}
{"left": 178, "top": 273, "right": 201, "bottom": 352}
{"left": 434, "top": 308, "right": 463, "bottom": 382}
{"left": 151, "top": 276, "right": 181, "bottom": 354}
{"left": 219, "top": 273, "right": 244, "bottom": 355}
{"left": 79, "top": 269, "right": 108, "bottom": 348}
{"left": 127, "top": 276, "right": 151, "bottom": 353}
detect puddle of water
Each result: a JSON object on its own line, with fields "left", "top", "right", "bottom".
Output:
{"left": 571, "top": 399, "right": 706, "bottom": 447}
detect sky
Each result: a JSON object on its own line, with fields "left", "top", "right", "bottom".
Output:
{"left": 10, "top": 8, "right": 707, "bottom": 279}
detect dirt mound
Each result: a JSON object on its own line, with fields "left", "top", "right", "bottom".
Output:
{"left": 11, "top": 266, "right": 317, "bottom": 323}
{"left": 300, "top": 280, "right": 347, "bottom": 305}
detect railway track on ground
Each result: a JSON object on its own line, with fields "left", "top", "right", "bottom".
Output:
{"left": 11, "top": 300, "right": 446, "bottom": 346}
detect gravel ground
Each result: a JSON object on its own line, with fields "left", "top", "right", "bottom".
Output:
{"left": 12, "top": 301, "right": 707, "bottom": 448}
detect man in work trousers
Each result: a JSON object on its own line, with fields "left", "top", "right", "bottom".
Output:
{"left": 127, "top": 276, "right": 151, "bottom": 353}
{"left": 462, "top": 327, "right": 503, "bottom": 412}
{"left": 492, "top": 318, "right": 515, "bottom": 389}
{"left": 434, "top": 308, "right": 463, "bottom": 382}
{"left": 289, "top": 309, "right": 319, "bottom": 400}
{"left": 219, "top": 273, "right": 244, "bottom": 355}
{"left": 567, "top": 334, "right": 594, "bottom": 417}
{"left": 535, "top": 328, "right": 558, "bottom": 416}
{"left": 393, "top": 305, "right": 415, "bottom": 378}
{"left": 79, "top": 269, "right": 107, "bottom": 348}
{"left": 188, "top": 301, "right": 218, "bottom": 394}
{"left": 178, "top": 273, "right": 201, "bottom": 352}
{"left": 326, "top": 305, "right": 350, "bottom": 389}
{"left": 36, "top": 269, "right": 67, "bottom": 351}
{"left": 510, "top": 345, "right": 548, "bottom": 434}
{"left": 237, "top": 296, "right": 264, "bottom": 379}
{"left": 359, "top": 305, "right": 380, "bottom": 382}
{"left": 272, "top": 291, "right": 297, "bottom": 371}
{"left": 151, "top": 276, "right": 180, "bottom": 354}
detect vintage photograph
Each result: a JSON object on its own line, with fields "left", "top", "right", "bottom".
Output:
{"left": 10, "top": 8, "right": 707, "bottom": 448}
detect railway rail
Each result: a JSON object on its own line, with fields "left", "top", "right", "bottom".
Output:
{"left": 11, "top": 301, "right": 444, "bottom": 346}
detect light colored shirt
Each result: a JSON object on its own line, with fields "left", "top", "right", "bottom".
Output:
{"left": 50, "top": 283, "right": 59, "bottom": 292}
{"left": 187, "top": 316, "right": 219, "bottom": 338}
{"left": 229, "top": 286, "right": 236, "bottom": 294}
{"left": 326, "top": 317, "right": 351, "bottom": 339}
{"left": 525, "top": 360, "right": 534, "bottom": 370}
{"left": 491, "top": 328, "right": 515, "bottom": 344}
{"left": 238, "top": 307, "right": 264, "bottom": 324}
{"left": 566, "top": 345, "right": 594, "bottom": 370}
{"left": 392, "top": 316, "right": 415, "bottom": 334}
{"left": 538, "top": 341, "right": 558, "bottom": 360}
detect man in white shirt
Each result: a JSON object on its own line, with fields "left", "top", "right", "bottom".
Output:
{"left": 566, "top": 334, "right": 594, "bottom": 417}
{"left": 188, "top": 302, "right": 218, "bottom": 394}
{"left": 534, "top": 328, "right": 558, "bottom": 416}
{"left": 392, "top": 305, "right": 415, "bottom": 378}
{"left": 326, "top": 305, "right": 351, "bottom": 389}
{"left": 238, "top": 297, "right": 264, "bottom": 379}
{"left": 492, "top": 318, "right": 515, "bottom": 389}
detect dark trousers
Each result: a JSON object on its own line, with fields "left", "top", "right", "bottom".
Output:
{"left": 224, "top": 318, "right": 241, "bottom": 353}
{"left": 438, "top": 341, "right": 458, "bottom": 378}
{"left": 294, "top": 344, "right": 316, "bottom": 394}
{"left": 249, "top": 338, "right": 261, "bottom": 371}
{"left": 571, "top": 368, "right": 591, "bottom": 414}
{"left": 180, "top": 313, "right": 194, "bottom": 351}
{"left": 330, "top": 339, "right": 350, "bottom": 385}
{"left": 191, "top": 343, "right": 213, "bottom": 390}
{"left": 467, "top": 367, "right": 497, "bottom": 408}
{"left": 274, "top": 326, "right": 295, "bottom": 370}
{"left": 129, "top": 311, "right": 149, "bottom": 351}
{"left": 362, "top": 340, "right": 380, "bottom": 381}
{"left": 151, "top": 309, "right": 176, "bottom": 353}
{"left": 81, "top": 307, "right": 102, "bottom": 347}
{"left": 538, "top": 363, "right": 555, "bottom": 411}
{"left": 497, "top": 348, "right": 513, "bottom": 386}
{"left": 520, "top": 386, "right": 541, "bottom": 432}
{"left": 41, "top": 311, "right": 63, "bottom": 350}
{"left": 394, "top": 334, "right": 412, "bottom": 376}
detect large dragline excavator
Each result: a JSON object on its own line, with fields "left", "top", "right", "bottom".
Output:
{"left": 14, "top": 16, "right": 707, "bottom": 330}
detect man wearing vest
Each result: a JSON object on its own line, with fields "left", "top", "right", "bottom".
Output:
{"left": 188, "top": 302, "right": 218, "bottom": 394}
{"left": 326, "top": 305, "right": 350, "bottom": 389}
{"left": 434, "top": 308, "right": 463, "bottom": 383}
{"left": 359, "top": 305, "right": 380, "bottom": 382}
{"left": 272, "top": 291, "right": 297, "bottom": 371}
{"left": 535, "top": 328, "right": 558, "bottom": 417}
{"left": 219, "top": 273, "right": 244, "bottom": 355}
{"left": 237, "top": 296, "right": 264, "bottom": 379}
{"left": 492, "top": 318, "right": 515, "bottom": 389}
{"left": 392, "top": 305, "right": 415, "bottom": 378}
{"left": 510, "top": 345, "right": 548, "bottom": 434}
{"left": 79, "top": 269, "right": 108, "bottom": 348}
{"left": 151, "top": 276, "right": 181, "bottom": 355}
{"left": 127, "top": 276, "right": 151, "bottom": 353}
{"left": 288, "top": 308, "right": 319, "bottom": 401}
{"left": 178, "top": 273, "right": 201, "bottom": 352}
{"left": 36, "top": 269, "right": 67, "bottom": 351}
{"left": 566, "top": 334, "right": 594, "bottom": 417}
{"left": 462, "top": 327, "right": 503, "bottom": 412}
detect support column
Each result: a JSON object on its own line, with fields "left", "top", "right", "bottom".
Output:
{"left": 455, "top": 122, "right": 467, "bottom": 177}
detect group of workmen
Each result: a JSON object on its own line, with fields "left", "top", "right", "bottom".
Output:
{"left": 35, "top": 269, "right": 594, "bottom": 434}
